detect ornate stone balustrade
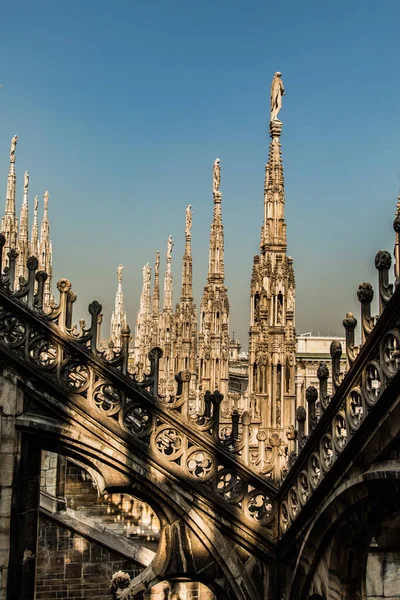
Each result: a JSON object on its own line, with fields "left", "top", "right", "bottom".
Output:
{"left": 277, "top": 246, "right": 400, "bottom": 538}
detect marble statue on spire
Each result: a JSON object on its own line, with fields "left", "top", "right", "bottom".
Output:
{"left": 117, "top": 263, "right": 124, "bottom": 283}
{"left": 167, "top": 235, "right": 174, "bottom": 261}
{"left": 142, "top": 263, "right": 151, "bottom": 284}
{"left": 24, "top": 171, "right": 29, "bottom": 192}
{"left": 213, "top": 158, "right": 221, "bottom": 194}
{"left": 270, "top": 72, "right": 285, "bottom": 122}
{"left": 185, "top": 205, "right": 192, "bottom": 236}
{"left": 10, "top": 135, "right": 18, "bottom": 158}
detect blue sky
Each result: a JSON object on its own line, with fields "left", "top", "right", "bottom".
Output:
{"left": 1, "top": 0, "right": 399, "bottom": 346}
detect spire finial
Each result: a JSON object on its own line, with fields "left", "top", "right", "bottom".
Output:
{"left": 167, "top": 234, "right": 174, "bottom": 262}
{"left": 24, "top": 171, "right": 29, "bottom": 193}
{"left": 213, "top": 158, "right": 221, "bottom": 195}
{"left": 185, "top": 204, "right": 193, "bottom": 236}
{"left": 117, "top": 263, "right": 124, "bottom": 283}
{"left": 10, "top": 135, "right": 18, "bottom": 164}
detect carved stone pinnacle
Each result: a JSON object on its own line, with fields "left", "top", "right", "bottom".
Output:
{"left": 357, "top": 282, "right": 374, "bottom": 304}
{"left": 343, "top": 312, "right": 357, "bottom": 331}
{"left": 375, "top": 250, "right": 392, "bottom": 271}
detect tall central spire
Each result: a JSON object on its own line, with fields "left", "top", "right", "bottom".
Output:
{"left": 261, "top": 73, "right": 287, "bottom": 253}
{"left": 248, "top": 72, "right": 296, "bottom": 483}
{"left": 207, "top": 158, "right": 225, "bottom": 283}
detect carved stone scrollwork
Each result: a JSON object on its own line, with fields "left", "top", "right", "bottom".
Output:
{"left": 308, "top": 453, "right": 321, "bottom": 489}
{"left": 244, "top": 491, "right": 273, "bottom": 524}
{"left": 288, "top": 487, "right": 299, "bottom": 520}
{"left": 186, "top": 448, "right": 214, "bottom": 481}
{"left": 214, "top": 469, "right": 246, "bottom": 503}
{"left": 60, "top": 361, "right": 90, "bottom": 391}
{"left": 280, "top": 502, "right": 289, "bottom": 534}
{"left": 319, "top": 433, "right": 333, "bottom": 472}
{"left": 346, "top": 387, "right": 363, "bottom": 431}
{"left": 362, "top": 361, "right": 382, "bottom": 406}
{"left": 93, "top": 382, "right": 121, "bottom": 415}
{"left": 333, "top": 410, "right": 347, "bottom": 453}
{"left": 29, "top": 336, "right": 58, "bottom": 369}
{"left": 155, "top": 426, "right": 184, "bottom": 460}
{"left": 297, "top": 471, "right": 309, "bottom": 506}
{"left": 0, "top": 314, "right": 27, "bottom": 347}
{"left": 123, "top": 404, "right": 152, "bottom": 437}
{"left": 380, "top": 330, "right": 400, "bottom": 378}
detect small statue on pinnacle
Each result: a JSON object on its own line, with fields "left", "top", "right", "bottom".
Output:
{"left": 24, "top": 171, "right": 29, "bottom": 192}
{"left": 117, "top": 264, "right": 124, "bottom": 283}
{"left": 10, "top": 135, "right": 18, "bottom": 157}
{"left": 213, "top": 158, "right": 221, "bottom": 194}
{"left": 270, "top": 72, "right": 285, "bottom": 122}
{"left": 185, "top": 205, "right": 193, "bottom": 236}
{"left": 167, "top": 235, "right": 174, "bottom": 261}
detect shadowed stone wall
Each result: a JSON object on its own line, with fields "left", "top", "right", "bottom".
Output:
{"left": 36, "top": 514, "right": 142, "bottom": 600}
{"left": 366, "top": 550, "right": 400, "bottom": 600}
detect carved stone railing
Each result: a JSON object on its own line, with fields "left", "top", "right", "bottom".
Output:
{"left": 277, "top": 247, "right": 400, "bottom": 538}
{"left": 0, "top": 235, "right": 276, "bottom": 541}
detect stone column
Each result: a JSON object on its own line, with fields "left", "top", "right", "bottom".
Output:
{"left": 7, "top": 434, "right": 41, "bottom": 600}
{"left": 0, "top": 367, "right": 41, "bottom": 600}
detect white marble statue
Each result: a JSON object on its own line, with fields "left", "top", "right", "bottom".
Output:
{"left": 117, "top": 264, "right": 124, "bottom": 282}
{"left": 34, "top": 196, "right": 38, "bottom": 212}
{"left": 142, "top": 263, "right": 151, "bottom": 283}
{"left": 185, "top": 204, "right": 192, "bottom": 235}
{"left": 10, "top": 135, "right": 18, "bottom": 157}
{"left": 167, "top": 235, "right": 174, "bottom": 261}
{"left": 270, "top": 72, "right": 285, "bottom": 122}
{"left": 213, "top": 158, "right": 221, "bottom": 194}
{"left": 24, "top": 171, "right": 29, "bottom": 192}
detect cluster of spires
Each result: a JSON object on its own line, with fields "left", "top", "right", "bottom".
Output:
{"left": 110, "top": 163, "right": 226, "bottom": 399}
{"left": 0, "top": 135, "right": 53, "bottom": 308}
{"left": 107, "top": 72, "right": 294, "bottom": 481}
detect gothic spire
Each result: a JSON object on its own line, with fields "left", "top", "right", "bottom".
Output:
{"left": 180, "top": 205, "right": 193, "bottom": 303}
{"left": 17, "top": 171, "right": 29, "bottom": 279}
{"left": 39, "top": 191, "right": 53, "bottom": 310}
{"left": 110, "top": 264, "right": 127, "bottom": 350}
{"left": 30, "top": 195, "right": 39, "bottom": 257}
{"left": 208, "top": 158, "right": 225, "bottom": 284}
{"left": 1, "top": 135, "right": 19, "bottom": 267}
{"left": 163, "top": 235, "right": 173, "bottom": 312}
{"left": 261, "top": 76, "right": 287, "bottom": 253}
{"left": 152, "top": 251, "right": 160, "bottom": 317}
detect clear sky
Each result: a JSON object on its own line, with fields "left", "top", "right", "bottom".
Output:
{"left": 1, "top": 0, "right": 399, "bottom": 346}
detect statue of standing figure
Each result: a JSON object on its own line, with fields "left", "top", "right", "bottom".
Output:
{"left": 185, "top": 204, "right": 192, "bottom": 235}
{"left": 213, "top": 158, "right": 221, "bottom": 194}
{"left": 270, "top": 72, "right": 285, "bottom": 122}
{"left": 24, "top": 171, "right": 29, "bottom": 192}
{"left": 117, "top": 264, "right": 124, "bottom": 283}
{"left": 10, "top": 135, "right": 18, "bottom": 157}
{"left": 167, "top": 235, "right": 174, "bottom": 261}
{"left": 142, "top": 263, "right": 151, "bottom": 284}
